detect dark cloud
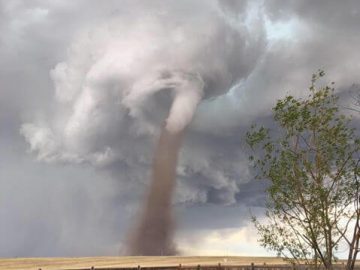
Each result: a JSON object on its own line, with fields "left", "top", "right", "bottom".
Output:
{"left": 0, "top": 140, "right": 131, "bottom": 256}
{"left": 265, "top": 0, "right": 360, "bottom": 32}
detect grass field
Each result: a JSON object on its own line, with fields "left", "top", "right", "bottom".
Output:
{"left": 0, "top": 256, "right": 288, "bottom": 270}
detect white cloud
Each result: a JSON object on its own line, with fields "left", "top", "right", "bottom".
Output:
{"left": 177, "top": 221, "right": 272, "bottom": 256}
{"left": 20, "top": 0, "right": 266, "bottom": 206}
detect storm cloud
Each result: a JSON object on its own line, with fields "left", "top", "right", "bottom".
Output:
{"left": 1, "top": 0, "right": 360, "bottom": 257}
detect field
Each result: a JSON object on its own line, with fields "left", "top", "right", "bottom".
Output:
{"left": 0, "top": 256, "right": 288, "bottom": 270}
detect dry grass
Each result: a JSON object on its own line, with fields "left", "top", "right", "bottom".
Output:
{"left": 0, "top": 256, "right": 288, "bottom": 270}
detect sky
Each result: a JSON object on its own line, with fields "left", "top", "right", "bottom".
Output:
{"left": 1, "top": 0, "right": 360, "bottom": 258}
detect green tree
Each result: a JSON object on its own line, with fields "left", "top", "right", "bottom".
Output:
{"left": 246, "top": 71, "right": 360, "bottom": 269}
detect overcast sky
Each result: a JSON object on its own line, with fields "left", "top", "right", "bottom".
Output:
{"left": 1, "top": 0, "right": 360, "bottom": 258}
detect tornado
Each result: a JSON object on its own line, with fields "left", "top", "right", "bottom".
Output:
{"left": 129, "top": 128, "right": 183, "bottom": 255}
{"left": 128, "top": 72, "right": 204, "bottom": 255}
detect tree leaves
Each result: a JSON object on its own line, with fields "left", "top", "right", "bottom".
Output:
{"left": 246, "top": 71, "right": 360, "bottom": 268}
